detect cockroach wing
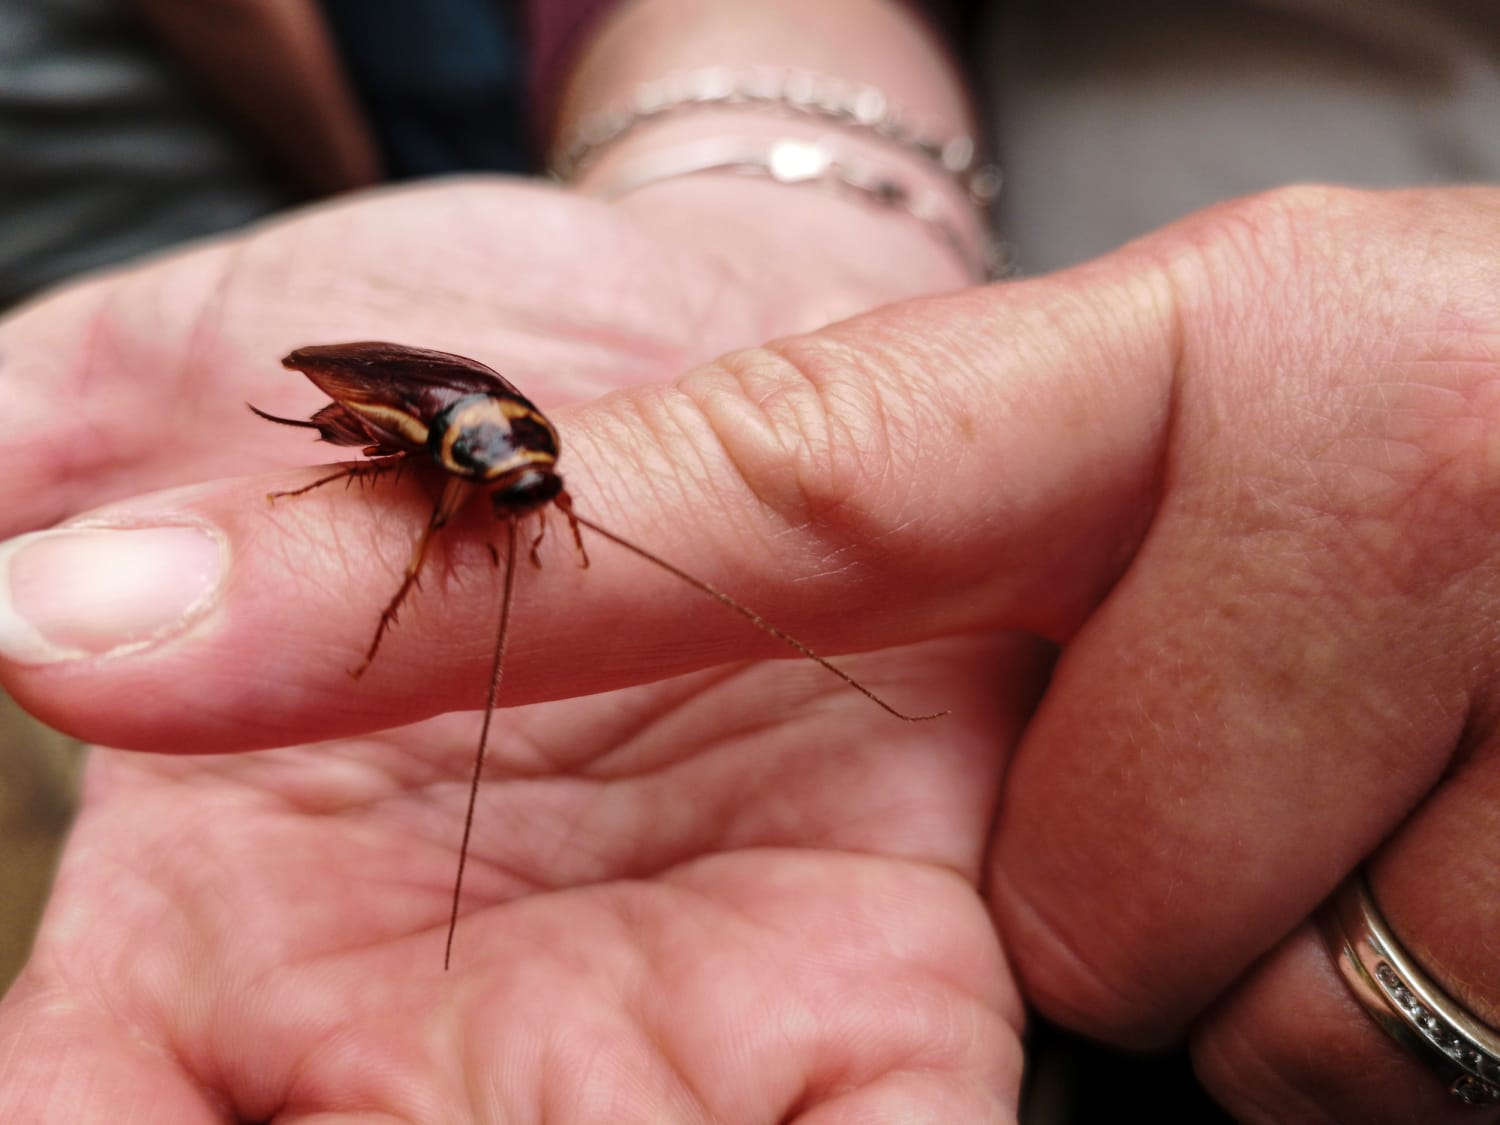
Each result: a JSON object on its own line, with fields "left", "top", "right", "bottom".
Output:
{"left": 246, "top": 398, "right": 414, "bottom": 453}
{"left": 284, "top": 342, "right": 537, "bottom": 412}
{"left": 309, "top": 401, "right": 410, "bottom": 450}
{"left": 279, "top": 342, "right": 542, "bottom": 457}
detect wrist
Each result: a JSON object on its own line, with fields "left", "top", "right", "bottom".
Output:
{"left": 605, "top": 170, "right": 975, "bottom": 321}
{"left": 542, "top": 0, "right": 996, "bottom": 286}
{"left": 551, "top": 0, "right": 975, "bottom": 143}
{"left": 571, "top": 102, "right": 993, "bottom": 280}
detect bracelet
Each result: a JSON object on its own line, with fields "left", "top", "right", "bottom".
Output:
{"left": 585, "top": 135, "right": 991, "bottom": 278}
{"left": 549, "top": 65, "right": 1002, "bottom": 207}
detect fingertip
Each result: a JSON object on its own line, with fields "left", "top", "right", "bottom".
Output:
{"left": 0, "top": 524, "right": 227, "bottom": 666}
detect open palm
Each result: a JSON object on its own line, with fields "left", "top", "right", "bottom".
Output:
{"left": 0, "top": 178, "right": 1029, "bottom": 1120}
{"left": 11, "top": 639, "right": 1031, "bottom": 1121}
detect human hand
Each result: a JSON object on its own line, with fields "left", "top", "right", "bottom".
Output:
{"left": 591, "top": 181, "right": 1500, "bottom": 1124}
{"left": 971, "top": 186, "right": 1500, "bottom": 1124}
{"left": 11, "top": 180, "right": 1494, "bottom": 1123}
{"left": 641, "top": 182, "right": 1500, "bottom": 1124}
{"left": 0, "top": 173, "right": 1009, "bottom": 1120}
{"left": 0, "top": 354, "right": 1036, "bottom": 1120}
{"left": 0, "top": 632, "right": 1035, "bottom": 1121}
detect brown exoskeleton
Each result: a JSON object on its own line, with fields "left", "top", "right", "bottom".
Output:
{"left": 253, "top": 342, "right": 945, "bottom": 968}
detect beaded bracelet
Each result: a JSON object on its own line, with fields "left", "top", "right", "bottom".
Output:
{"left": 550, "top": 66, "right": 1003, "bottom": 277}
{"left": 551, "top": 66, "right": 1000, "bottom": 200}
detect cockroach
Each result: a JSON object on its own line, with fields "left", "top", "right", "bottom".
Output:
{"left": 252, "top": 341, "right": 944, "bottom": 969}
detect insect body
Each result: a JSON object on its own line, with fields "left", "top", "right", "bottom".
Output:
{"left": 251, "top": 343, "right": 583, "bottom": 677}
{"left": 253, "top": 342, "right": 943, "bottom": 969}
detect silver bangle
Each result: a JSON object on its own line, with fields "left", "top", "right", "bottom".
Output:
{"left": 583, "top": 135, "right": 994, "bottom": 280}
{"left": 549, "top": 65, "right": 1002, "bottom": 208}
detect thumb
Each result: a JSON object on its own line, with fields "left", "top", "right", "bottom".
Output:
{"left": 0, "top": 253, "right": 1177, "bottom": 752}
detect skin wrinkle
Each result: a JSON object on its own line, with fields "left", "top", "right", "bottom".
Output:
{"left": 722, "top": 338, "right": 894, "bottom": 514}
{"left": 809, "top": 324, "right": 965, "bottom": 500}
{"left": 613, "top": 197, "right": 771, "bottom": 356}
{"left": 1192, "top": 1012, "right": 1316, "bottom": 1125}
{"left": 281, "top": 642, "right": 952, "bottom": 904}
{"left": 576, "top": 761, "right": 708, "bottom": 867}
{"left": 271, "top": 1017, "right": 432, "bottom": 1123}
{"left": 523, "top": 882, "right": 724, "bottom": 1122}
{"left": 1167, "top": 207, "right": 1500, "bottom": 615}
{"left": 243, "top": 741, "right": 433, "bottom": 819}
{"left": 552, "top": 387, "right": 902, "bottom": 671}
{"left": 649, "top": 386, "right": 771, "bottom": 532}
{"left": 989, "top": 861, "right": 1148, "bottom": 1040}
{"left": 655, "top": 248, "right": 742, "bottom": 365}
{"left": 127, "top": 804, "right": 398, "bottom": 985}
{"left": 552, "top": 734, "right": 804, "bottom": 885}
{"left": 57, "top": 892, "right": 217, "bottom": 1103}
{"left": 492, "top": 281, "right": 699, "bottom": 389}
{"left": 995, "top": 266, "right": 1176, "bottom": 642}
{"left": 1312, "top": 402, "right": 1500, "bottom": 607}
{"left": 567, "top": 384, "right": 761, "bottom": 568}
{"left": 404, "top": 191, "right": 708, "bottom": 378}
{"left": 632, "top": 1003, "right": 719, "bottom": 1125}
{"left": 480, "top": 670, "right": 760, "bottom": 784}
{"left": 513, "top": 783, "right": 636, "bottom": 891}
{"left": 634, "top": 869, "right": 973, "bottom": 1123}
{"left": 454, "top": 809, "right": 562, "bottom": 904}
{"left": 669, "top": 349, "right": 866, "bottom": 579}
{"left": 704, "top": 330, "right": 967, "bottom": 601}
{"left": 699, "top": 344, "right": 842, "bottom": 520}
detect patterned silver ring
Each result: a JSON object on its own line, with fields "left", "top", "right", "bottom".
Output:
{"left": 1322, "top": 874, "right": 1500, "bottom": 1106}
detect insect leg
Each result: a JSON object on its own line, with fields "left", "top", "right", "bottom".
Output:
{"left": 267, "top": 457, "right": 407, "bottom": 502}
{"left": 351, "top": 476, "right": 477, "bottom": 678}
{"left": 553, "top": 490, "right": 590, "bottom": 569}
{"left": 528, "top": 511, "right": 547, "bottom": 569}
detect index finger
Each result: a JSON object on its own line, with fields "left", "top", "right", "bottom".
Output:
{"left": 0, "top": 264, "right": 1176, "bottom": 752}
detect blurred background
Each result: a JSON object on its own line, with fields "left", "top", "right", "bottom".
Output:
{"left": 0, "top": 695, "right": 82, "bottom": 991}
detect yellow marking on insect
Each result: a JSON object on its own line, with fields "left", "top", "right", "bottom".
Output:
{"left": 344, "top": 401, "right": 431, "bottom": 447}
{"left": 437, "top": 399, "right": 560, "bottom": 483}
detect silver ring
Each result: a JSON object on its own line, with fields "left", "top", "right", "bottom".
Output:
{"left": 1322, "top": 874, "right": 1500, "bottom": 1105}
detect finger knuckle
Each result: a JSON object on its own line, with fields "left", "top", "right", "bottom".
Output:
{"left": 1166, "top": 187, "right": 1500, "bottom": 597}
{"left": 678, "top": 338, "right": 932, "bottom": 551}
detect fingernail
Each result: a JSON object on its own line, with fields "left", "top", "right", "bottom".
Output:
{"left": 0, "top": 525, "right": 225, "bottom": 664}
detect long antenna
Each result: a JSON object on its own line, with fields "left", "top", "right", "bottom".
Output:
{"left": 566, "top": 510, "right": 947, "bottom": 722}
{"left": 445, "top": 514, "right": 519, "bottom": 969}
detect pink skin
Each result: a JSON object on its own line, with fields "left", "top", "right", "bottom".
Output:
{"left": 3, "top": 179, "right": 1500, "bottom": 1122}
{"left": 0, "top": 177, "right": 1030, "bottom": 1123}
